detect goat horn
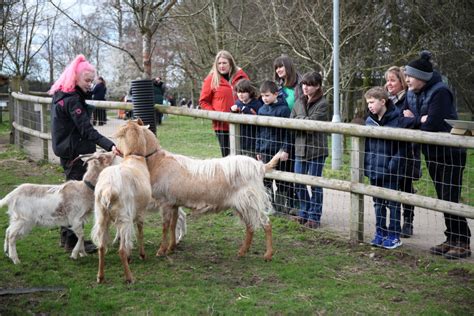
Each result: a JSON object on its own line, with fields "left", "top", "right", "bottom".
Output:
{"left": 70, "top": 153, "right": 92, "bottom": 165}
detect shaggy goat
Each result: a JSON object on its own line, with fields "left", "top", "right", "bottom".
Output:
{"left": 115, "top": 120, "right": 281, "bottom": 261}
{"left": 1, "top": 151, "right": 115, "bottom": 264}
{"left": 92, "top": 122, "right": 152, "bottom": 284}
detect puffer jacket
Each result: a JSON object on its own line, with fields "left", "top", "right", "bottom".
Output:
{"left": 199, "top": 68, "right": 249, "bottom": 131}
{"left": 232, "top": 98, "right": 263, "bottom": 152}
{"left": 400, "top": 71, "right": 464, "bottom": 164}
{"left": 290, "top": 95, "right": 329, "bottom": 159}
{"left": 51, "top": 88, "right": 114, "bottom": 159}
{"left": 256, "top": 97, "right": 291, "bottom": 154}
{"left": 364, "top": 104, "right": 407, "bottom": 182}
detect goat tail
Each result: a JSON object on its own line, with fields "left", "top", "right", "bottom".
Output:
{"left": 91, "top": 217, "right": 109, "bottom": 251}
{"left": 98, "top": 187, "right": 119, "bottom": 210}
{"left": 91, "top": 198, "right": 111, "bottom": 251}
{"left": 264, "top": 149, "right": 283, "bottom": 172}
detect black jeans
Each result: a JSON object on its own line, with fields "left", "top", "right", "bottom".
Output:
{"left": 60, "top": 157, "right": 87, "bottom": 181}
{"left": 424, "top": 146, "right": 470, "bottom": 244}
{"left": 215, "top": 130, "right": 230, "bottom": 157}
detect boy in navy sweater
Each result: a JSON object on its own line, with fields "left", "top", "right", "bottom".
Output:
{"left": 364, "top": 87, "right": 407, "bottom": 249}
{"left": 256, "top": 80, "right": 291, "bottom": 212}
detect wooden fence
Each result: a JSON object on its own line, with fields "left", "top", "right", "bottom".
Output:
{"left": 9, "top": 92, "right": 474, "bottom": 243}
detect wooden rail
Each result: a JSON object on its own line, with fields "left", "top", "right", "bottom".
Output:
{"left": 10, "top": 92, "right": 474, "bottom": 242}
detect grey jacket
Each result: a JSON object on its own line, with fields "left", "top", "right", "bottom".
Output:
{"left": 290, "top": 96, "right": 329, "bottom": 159}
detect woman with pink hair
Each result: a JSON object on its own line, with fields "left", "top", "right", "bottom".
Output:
{"left": 49, "top": 55, "right": 118, "bottom": 254}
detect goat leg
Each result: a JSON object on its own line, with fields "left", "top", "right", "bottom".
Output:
{"left": 238, "top": 225, "right": 254, "bottom": 257}
{"left": 156, "top": 219, "right": 169, "bottom": 257}
{"left": 263, "top": 223, "right": 273, "bottom": 261}
{"left": 70, "top": 225, "right": 85, "bottom": 260}
{"left": 5, "top": 225, "right": 22, "bottom": 264}
{"left": 166, "top": 209, "right": 179, "bottom": 254}
{"left": 137, "top": 220, "right": 146, "bottom": 260}
{"left": 119, "top": 247, "right": 134, "bottom": 284}
{"left": 97, "top": 246, "right": 106, "bottom": 284}
{"left": 6, "top": 230, "right": 20, "bottom": 264}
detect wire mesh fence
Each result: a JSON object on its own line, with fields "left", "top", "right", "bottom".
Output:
{"left": 8, "top": 92, "right": 474, "bottom": 259}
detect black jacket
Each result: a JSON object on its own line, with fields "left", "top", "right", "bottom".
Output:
{"left": 92, "top": 82, "right": 107, "bottom": 100}
{"left": 51, "top": 87, "right": 114, "bottom": 159}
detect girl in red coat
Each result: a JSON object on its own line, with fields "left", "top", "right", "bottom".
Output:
{"left": 199, "top": 50, "right": 249, "bottom": 156}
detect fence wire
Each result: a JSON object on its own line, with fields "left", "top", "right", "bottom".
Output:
{"left": 8, "top": 94, "right": 474, "bottom": 258}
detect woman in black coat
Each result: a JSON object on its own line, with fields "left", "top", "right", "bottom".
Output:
{"left": 92, "top": 76, "right": 107, "bottom": 125}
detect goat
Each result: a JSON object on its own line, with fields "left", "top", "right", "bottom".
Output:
{"left": 115, "top": 119, "right": 281, "bottom": 261}
{"left": 92, "top": 122, "right": 152, "bottom": 284}
{"left": 1, "top": 151, "right": 115, "bottom": 264}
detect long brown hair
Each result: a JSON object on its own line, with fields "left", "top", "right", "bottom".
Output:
{"left": 273, "top": 55, "right": 298, "bottom": 88}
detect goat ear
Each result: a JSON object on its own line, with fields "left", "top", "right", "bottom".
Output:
{"left": 136, "top": 118, "right": 144, "bottom": 125}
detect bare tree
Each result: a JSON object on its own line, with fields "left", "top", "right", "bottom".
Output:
{"left": 2, "top": 0, "right": 50, "bottom": 80}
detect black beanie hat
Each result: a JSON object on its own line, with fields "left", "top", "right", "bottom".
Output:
{"left": 405, "top": 50, "right": 433, "bottom": 81}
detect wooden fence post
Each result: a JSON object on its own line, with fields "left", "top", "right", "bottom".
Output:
{"left": 229, "top": 123, "right": 241, "bottom": 156}
{"left": 41, "top": 103, "right": 49, "bottom": 160}
{"left": 350, "top": 136, "right": 365, "bottom": 243}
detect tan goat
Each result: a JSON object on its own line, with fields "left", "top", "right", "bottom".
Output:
{"left": 1, "top": 151, "right": 115, "bottom": 264}
{"left": 91, "top": 122, "right": 152, "bottom": 284}
{"left": 115, "top": 119, "right": 281, "bottom": 261}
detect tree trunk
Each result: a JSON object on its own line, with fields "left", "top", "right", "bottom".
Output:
{"left": 142, "top": 32, "right": 152, "bottom": 79}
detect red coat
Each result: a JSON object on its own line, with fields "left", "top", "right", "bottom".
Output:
{"left": 199, "top": 68, "right": 249, "bottom": 131}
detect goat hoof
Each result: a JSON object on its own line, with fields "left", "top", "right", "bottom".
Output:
{"left": 125, "top": 278, "right": 134, "bottom": 284}
{"left": 238, "top": 249, "right": 247, "bottom": 257}
{"left": 97, "top": 276, "right": 105, "bottom": 284}
{"left": 156, "top": 248, "right": 167, "bottom": 257}
{"left": 139, "top": 253, "right": 146, "bottom": 260}
{"left": 263, "top": 253, "right": 273, "bottom": 261}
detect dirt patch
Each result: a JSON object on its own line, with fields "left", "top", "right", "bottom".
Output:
{"left": 448, "top": 267, "right": 473, "bottom": 283}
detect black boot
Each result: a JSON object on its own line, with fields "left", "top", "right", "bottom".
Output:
{"left": 63, "top": 228, "right": 78, "bottom": 251}
{"left": 60, "top": 226, "right": 70, "bottom": 247}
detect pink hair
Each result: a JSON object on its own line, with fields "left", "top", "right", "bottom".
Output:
{"left": 48, "top": 55, "right": 96, "bottom": 95}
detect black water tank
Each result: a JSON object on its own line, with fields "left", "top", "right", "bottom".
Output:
{"left": 131, "top": 79, "right": 156, "bottom": 133}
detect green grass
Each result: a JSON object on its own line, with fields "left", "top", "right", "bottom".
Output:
{"left": 158, "top": 114, "right": 221, "bottom": 158}
{"left": 1, "top": 116, "right": 473, "bottom": 314}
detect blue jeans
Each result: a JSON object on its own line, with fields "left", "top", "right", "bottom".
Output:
{"left": 294, "top": 156, "right": 327, "bottom": 222}
{"left": 370, "top": 179, "right": 401, "bottom": 236}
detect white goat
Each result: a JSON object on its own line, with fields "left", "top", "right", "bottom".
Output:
{"left": 116, "top": 119, "right": 281, "bottom": 261}
{"left": 112, "top": 156, "right": 187, "bottom": 245}
{"left": 92, "top": 122, "right": 152, "bottom": 284}
{"left": 1, "top": 151, "right": 115, "bottom": 264}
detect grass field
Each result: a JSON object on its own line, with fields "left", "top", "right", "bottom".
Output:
{"left": 0, "top": 117, "right": 473, "bottom": 314}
